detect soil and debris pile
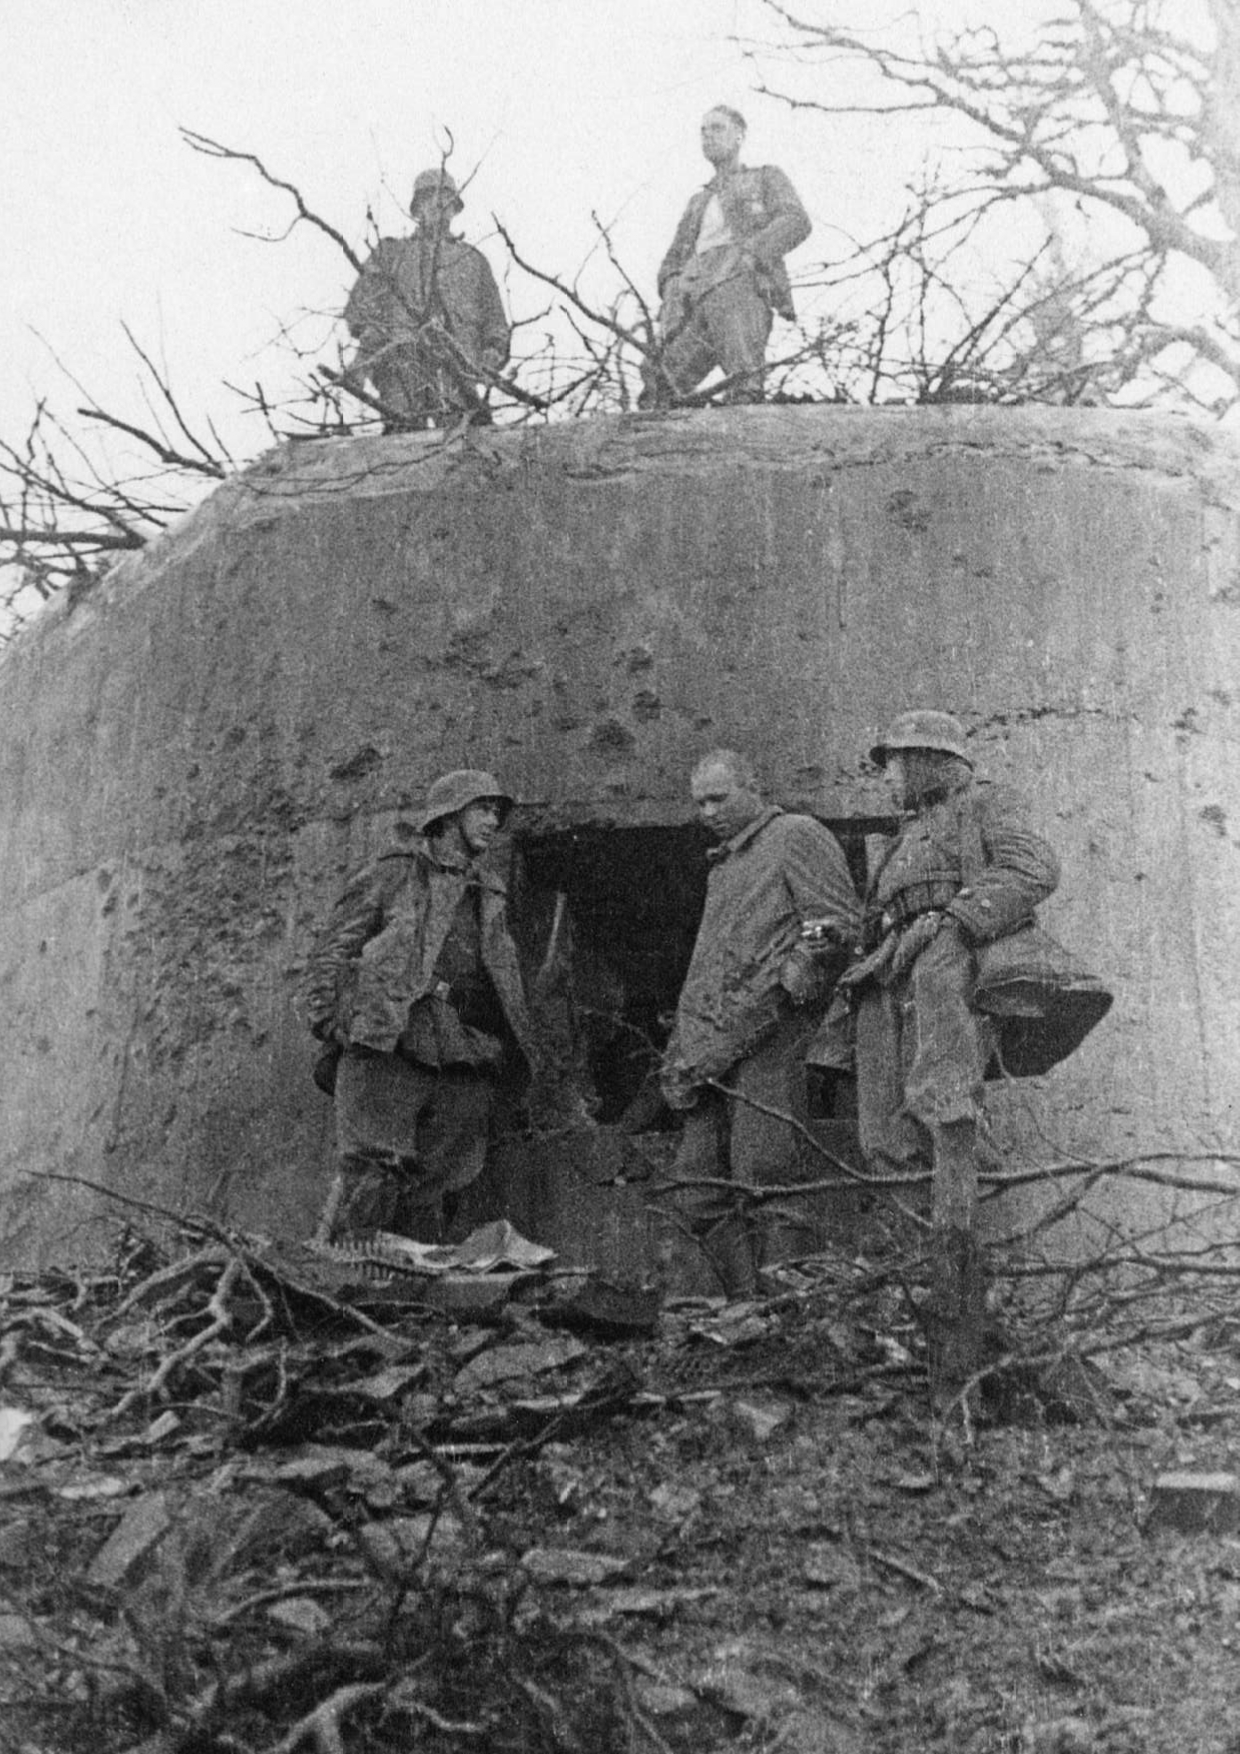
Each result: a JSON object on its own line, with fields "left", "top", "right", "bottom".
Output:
{"left": 2, "top": 1219, "right": 1240, "bottom": 1753}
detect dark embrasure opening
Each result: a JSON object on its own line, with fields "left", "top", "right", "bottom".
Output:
{"left": 512, "top": 820, "right": 881, "bottom": 1123}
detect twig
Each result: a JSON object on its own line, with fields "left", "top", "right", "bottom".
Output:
{"left": 105, "top": 1257, "right": 240, "bottom": 1422}
{"left": 267, "top": 1681, "right": 388, "bottom": 1754}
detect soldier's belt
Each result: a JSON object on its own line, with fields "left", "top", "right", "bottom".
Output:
{"left": 881, "top": 881, "right": 960, "bottom": 932}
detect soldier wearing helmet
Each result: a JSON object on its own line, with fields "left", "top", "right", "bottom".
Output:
{"left": 303, "top": 768, "right": 542, "bottom": 1242}
{"left": 829, "top": 709, "right": 1060, "bottom": 1228}
{"left": 343, "top": 165, "right": 510, "bottom": 429}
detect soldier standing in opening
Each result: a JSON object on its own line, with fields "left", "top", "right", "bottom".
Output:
{"left": 660, "top": 750, "right": 859, "bottom": 1296}
{"left": 304, "top": 770, "right": 542, "bottom": 1243}
{"left": 841, "top": 711, "right": 1061, "bottom": 1219}
{"left": 641, "top": 106, "right": 811, "bottom": 408}
{"left": 344, "top": 168, "right": 510, "bottom": 429}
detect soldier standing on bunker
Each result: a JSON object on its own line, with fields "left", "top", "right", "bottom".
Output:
{"left": 303, "top": 770, "right": 543, "bottom": 1244}
{"left": 343, "top": 168, "right": 510, "bottom": 429}
{"left": 641, "top": 106, "right": 811, "bottom": 408}
{"left": 660, "top": 750, "right": 859, "bottom": 1296}
{"left": 835, "top": 711, "right": 1061, "bottom": 1225}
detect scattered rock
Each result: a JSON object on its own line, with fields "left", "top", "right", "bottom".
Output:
{"left": 1022, "top": 1715, "right": 1097, "bottom": 1753}
{"left": 589, "top": 1585, "right": 717, "bottom": 1618}
{"left": 520, "top": 1546, "right": 631, "bottom": 1586}
{"left": 1145, "top": 1471, "right": 1240, "bottom": 1535}
{"left": 454, "top": 1335, "right": 588, "bottom": 1391}
{"left": 731, "top": 1398, "right": 791, "bottom": 1442}
{"left": 802, "top": 1543, "right": 862, "bottom": 1589}
{"left": 634, "top": 1678, "right": 698, "bottom": 1715}
{"left": 649, "top": 1481, "right": 703, "bottom": 1521}
{"left": 0, "top": 1612, "right": 38, "bottom": 1648}
{"left": 267, "top": 1596, "right": 331, "bottom": 1635}
{"left": 86, "top": 1491, "right": 172, "bottom": 1587}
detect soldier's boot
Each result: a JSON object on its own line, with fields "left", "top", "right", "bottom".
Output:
{"left": 325, "top": 1151, "right": 404, "bottom": 1243}
{"left": 754, "top": 1204, "right": 820, "bottom": 1287}
{"left": 699, "top": 1214, "right": 759, "bottom": 1300}
{"left": 926, "top": 1121, "right": 989, "bottom": 1416}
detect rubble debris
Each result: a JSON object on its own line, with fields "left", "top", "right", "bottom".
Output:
{"left": 0, "top": 1406, "right": 35, "bottom": 1461}
{"left": 1145, "top": 1471, "right": 1240, "bottom": 1535}
{"left": 86, "top": 1489, "right": 172, "bottom": 1587}
{"left": 519, "top": 1547, "right": 631, "bottom": 1586}
{"left": 3, "top": 1220, "right": 1240, "bottom": 1751}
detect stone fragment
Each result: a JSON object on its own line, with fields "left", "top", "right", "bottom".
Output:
{"left": 0, "top": 1612, "right": 38, "bottom": 1648}
{"left": 87, "top": 1491, "right": 172, "bottom": 1587}
{"left": 0, "top": 1407, "right": 36, "bottom": 1462}
{"left": 453, "top": 1335, "right": 587, "bottom": 1391}
{"left": 546, "top": 1278, "right": 662, "bottom": 1339}
{"left": 802, "top": 1543, "right": 862, "bottom": 1589}
{"left": 731, "top": 1399, "right": 790, "bottom": 1442}
{"left": 519, "top": 1546, "right": 630, "bottom": 1586}
{"left": 649, "top": 1481, "right": 703, "bottom": 1521}
{"left": 1145, "top": 1471, "right": 1240, "bottom": 1534}
{"left": 600, "top": 1585, "right": 717, "bottom": 1618}
{"left": 1022, "top": 1716, "right": 1097, "bottom": 1753}
{"left": 635, "top": 1679, "right": 697, "bottom": 1715}
{"left": 267, "top": 1596, "right": 331, "bottom": 1635}
{"left": 358, "top": 1514, "right": 467, "bottom": 1576}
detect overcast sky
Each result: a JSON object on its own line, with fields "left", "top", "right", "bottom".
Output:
{"left": 0, "top": 0, "right": 996, "bottom": 464}
{"left": 1, "top": 0, "right": 1215, "bottom": 482}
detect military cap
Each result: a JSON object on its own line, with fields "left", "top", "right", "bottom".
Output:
{"left": 416, "top": 768, "right": 514, "bottom": 832}
{"left": 410, "top": 168, "right": 464, "bottom": 214}
{"left": 870, "top": 710, "right": 972, "bottom": 767}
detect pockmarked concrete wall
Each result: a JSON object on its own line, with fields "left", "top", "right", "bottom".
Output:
{"left": 1, "top": 406, "right": 1237, "bottom": 1265}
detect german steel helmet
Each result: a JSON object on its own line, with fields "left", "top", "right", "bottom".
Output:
{"left": 410, "top": 167, "right": 464, "bottom": 212}
{"left": 416, "top": 768, "right": 514, "bottom": 832}
{"left": 870, "top": 710, "right": 972, "bottom": 767}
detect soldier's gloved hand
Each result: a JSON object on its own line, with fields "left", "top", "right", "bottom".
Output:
{"left": 837, "top": 932, "right": 896, "bottom": 993}
{"left": 889, "top": 911, "right": 964, "bottom": 981}
{"left": 801, "top": 917, "right": 846, "bottom": 947}
{"left": 781, "top": 938, "right": 828, "bottom": 1005}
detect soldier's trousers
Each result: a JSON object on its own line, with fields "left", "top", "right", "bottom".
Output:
{"left": 854, "top": 927, "right": 998, "bottom": 1209}
{"left": 663, "top": 1012, "right": 822, "bottom": 1296}
{"left": 366, "top": 347, "right": 480, "bottom": 428}
{"left": 327, "top": 1047, "right": 494, "bottom": 1241}
{"left": 645, "top": 270, "right": 773, "bottom": 404}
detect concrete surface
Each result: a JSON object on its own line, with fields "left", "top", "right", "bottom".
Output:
{"left": 1, "top": 405, "right": 1238, "bottom": 1265}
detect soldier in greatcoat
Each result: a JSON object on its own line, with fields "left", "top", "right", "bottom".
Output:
{"left": 304, "top": 769, "right": 541, "bottom": 1242}
{"left": 660, "top": 750, "right": 859, "bottom": 1294}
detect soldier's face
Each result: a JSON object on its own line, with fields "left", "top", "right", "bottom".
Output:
{"left": 885, "top": 754, "right": 909, "bottom": 811}
{"left": 414, "top": 192, "right": 455, "bottom": 230}
{"left": 691, "top": 761, "right": 761, "bottom": 841}
{"left": 456, "top": 800, "right": 503, "bottom": 855}
{"left": 701, "top": 110, "right": 743, "bottom": 167}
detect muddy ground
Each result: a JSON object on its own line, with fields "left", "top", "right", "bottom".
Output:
{"left": 2, "top": 1214, "right": 1239, "bottom": 1754}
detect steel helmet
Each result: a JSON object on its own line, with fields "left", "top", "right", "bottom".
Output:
{"left": 416, "top": 769, "right": 514, "bottom": 832}
{"left": 870, "top": 710, "right": 972, "bottom": 767}
{"left": 410, "top": 168, "right": 464, "bottom": 214}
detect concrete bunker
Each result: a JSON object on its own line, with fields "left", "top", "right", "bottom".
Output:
{"left": 1, "top": 403, "right": 1238, "bottom": 1266}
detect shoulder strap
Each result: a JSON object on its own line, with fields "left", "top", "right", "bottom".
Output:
{"left": 956, "top": 792, "right": 986, "bottom": 890}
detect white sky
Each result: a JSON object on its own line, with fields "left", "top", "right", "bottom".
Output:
{"left": 0, "top": 0, "right": 1218, "bottom": 473}
{"left": 0, "top": 0, "right": 986, "bottom": 465}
